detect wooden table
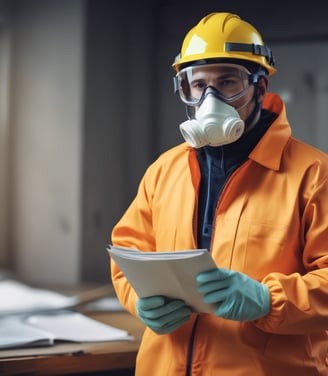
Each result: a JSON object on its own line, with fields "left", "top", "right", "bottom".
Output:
{"left": 0, "top": 311, "right": 145, "bottom": 376}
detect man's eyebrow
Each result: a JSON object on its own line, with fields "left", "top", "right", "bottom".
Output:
{"left": 219, "top": 72, "right": 238, "bottom": 78}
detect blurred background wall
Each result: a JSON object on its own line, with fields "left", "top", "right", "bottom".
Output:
{"left": 0, "top": 0, "right": 327, "bottom": 285}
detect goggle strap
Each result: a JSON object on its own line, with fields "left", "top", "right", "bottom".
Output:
{"left": 173, "top": 76, "right": 179, "bottom": 94}
{"left": 225, "top": 42, "right": 275, "bottom": 67}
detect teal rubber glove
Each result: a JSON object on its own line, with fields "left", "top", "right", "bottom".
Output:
{"left": 136, "top": 296, "right": 191, "bottom": 334}
{"left": 196, "top": 268, "right": 270, "bottom": 322}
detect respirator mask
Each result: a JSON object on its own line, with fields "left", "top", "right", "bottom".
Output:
{"left": 174, "top": 63, "right": 256, "bottom": 148}
{"left": 179, "top": 91, "right": 244, "bottom": 148}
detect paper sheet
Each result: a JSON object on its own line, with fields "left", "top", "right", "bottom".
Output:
{"left": 0, "top": 280, "right": 78, "bottom": 315}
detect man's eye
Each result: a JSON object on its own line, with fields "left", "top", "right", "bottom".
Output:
{"left": 191, "top": 82, "right": 206, "bottom": 90}
{"left": 218, "top": 79, "right": 235, "bottom": 87}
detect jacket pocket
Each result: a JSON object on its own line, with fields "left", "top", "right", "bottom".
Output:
{"left": 240, "top": 222, "right": 295, "bottom": 278}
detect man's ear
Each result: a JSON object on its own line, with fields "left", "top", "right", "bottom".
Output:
{"left": 257, "top": 76, "right": 268, "bottom": 102}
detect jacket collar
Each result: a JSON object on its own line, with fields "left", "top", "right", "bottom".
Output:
{"left": 249, "top": 92, "right": 291, "bottom": 171}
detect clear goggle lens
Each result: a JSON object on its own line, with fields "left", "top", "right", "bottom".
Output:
{"left": 175, "top": 63, "right": 253, "bottom": 106}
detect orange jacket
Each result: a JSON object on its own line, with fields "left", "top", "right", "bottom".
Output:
{"left": 111, "top": 93, "right": 328, "bottom": 375}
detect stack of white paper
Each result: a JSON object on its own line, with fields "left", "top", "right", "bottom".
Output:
{"left": 0, "top": 310, "right": 133, "bottom": 349}
{"left": 0, "top": 279, "right": 134, "bottom": 350}
{"left": 107, "top": 245, "right": 217, "bottom": 314}
{"left": 0, "top": 280, "right": 78, "bottom": 315}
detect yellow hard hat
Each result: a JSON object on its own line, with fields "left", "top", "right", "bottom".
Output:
{"left": 172, "top": 12, "right": 276, "bottom": 76}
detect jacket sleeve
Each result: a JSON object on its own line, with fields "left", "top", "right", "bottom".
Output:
{"left": 110, "top": 166, "right": 157, "bottom": 317}
{"left": 255, "top": 172, "right": 328, "bottom": 334}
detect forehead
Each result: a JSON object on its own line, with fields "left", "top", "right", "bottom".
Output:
{"left": 189, "top": 63, "right": 250, "bottom": 77}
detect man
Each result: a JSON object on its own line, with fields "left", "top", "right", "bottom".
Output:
{"left": 111, "top": 12, "right": 328, "bottom": 375}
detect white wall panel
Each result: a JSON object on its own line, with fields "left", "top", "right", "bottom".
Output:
{"left": 10, "top": 0, "right": 85, "bottom": 284}
{"left": 268, "top": 43, "right": 328, "bottom": 153}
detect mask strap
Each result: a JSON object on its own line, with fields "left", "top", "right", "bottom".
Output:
{"left": 243, "top": 87, "right": 261, "bottom": 129}
{"left": 186, "top": 105, "right": 196, "bottom": 120}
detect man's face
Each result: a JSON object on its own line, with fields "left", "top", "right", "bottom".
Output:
{"left": 177, "top": 63, "right": 265, "bottom": 123}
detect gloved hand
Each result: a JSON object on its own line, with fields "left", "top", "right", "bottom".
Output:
{"left": 196, "top": 268, "right": 270, "bottom": 322}
{"left": 136, "top": 296, "right": 191, "bottom": 334}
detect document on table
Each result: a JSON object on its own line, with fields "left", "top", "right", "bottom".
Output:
{"left": 107, "top": 245, "right": 218, "bottom": 314}
{"left": 0, "top": 280, "right": 78, "bottom": 315}
{"left": 0, "top": 310, "right": 133, "bottom": 350}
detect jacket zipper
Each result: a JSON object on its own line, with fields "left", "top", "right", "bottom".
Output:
{"left": 185, "top": 161, "right": 250, "bottom": 374}
{"left": 185, "top": 315, "right": 200, "bottom": 376}
{"left": 208, "top": 160, "right": 250, "bottom": 251}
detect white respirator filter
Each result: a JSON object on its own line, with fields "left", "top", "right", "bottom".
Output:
{"left": 179, "top": 94, "right": 245, "bottom": 148}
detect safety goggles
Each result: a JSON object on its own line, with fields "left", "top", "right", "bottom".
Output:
{"left": 174, "top": 63, "right": 257, "bottom": 106}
